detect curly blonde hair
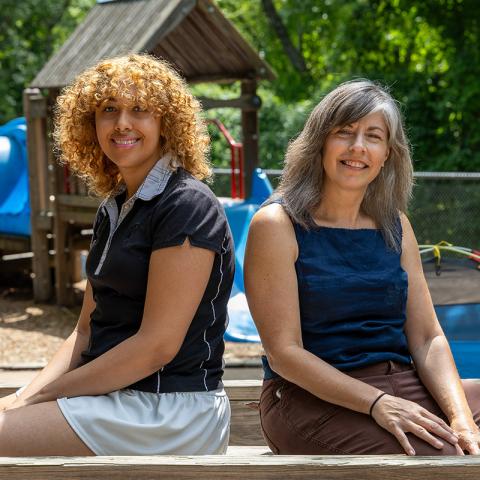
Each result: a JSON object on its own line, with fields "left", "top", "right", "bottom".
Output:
{"left": 54, "top": 54, "right": 211, "bottom": 196}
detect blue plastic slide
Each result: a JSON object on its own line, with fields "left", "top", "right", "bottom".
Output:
{"left": 223, "top": 169, "right": 272, "bottom": 342}
{"left": 0, "top": 117, "right": 30, "bottom": 236}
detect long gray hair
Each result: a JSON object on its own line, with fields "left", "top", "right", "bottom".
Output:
{"left": 271, "top": 79, "right": 413, "bottom": 251}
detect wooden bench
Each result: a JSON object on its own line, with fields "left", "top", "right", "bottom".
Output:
{"left": 2, "top": 376, "right": 480, "bottom": 478}
{"left": 0, "top": 449, "right": 479, "bottom": 479}
{"left": 0, "top": 376, "right": 265, "bottom": 446}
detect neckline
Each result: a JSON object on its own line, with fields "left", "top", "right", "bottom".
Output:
{"left": 311, "top": 223, "right": 380, "bottom": 232}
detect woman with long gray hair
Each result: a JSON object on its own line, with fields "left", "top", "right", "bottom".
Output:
{"left": 244, "top": 79, "right": 480, "bottom": 455}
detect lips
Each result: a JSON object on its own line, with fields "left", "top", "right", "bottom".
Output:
{"left": 111, "top": 137, "right": 140, "bottom": 145}
{"left": 340, "top": 159, "right": 368, "bottom": 169}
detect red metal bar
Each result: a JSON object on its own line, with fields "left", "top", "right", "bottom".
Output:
{"left": 206, "top": 119, "right": 245, "bottom": 199}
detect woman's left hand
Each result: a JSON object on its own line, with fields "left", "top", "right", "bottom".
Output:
{"left": 451, "top": 417, "right": 480, "bottom": 454}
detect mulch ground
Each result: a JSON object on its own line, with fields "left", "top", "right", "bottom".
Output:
{"left": 0, "top": 285, "right": 263, "bottom": 368}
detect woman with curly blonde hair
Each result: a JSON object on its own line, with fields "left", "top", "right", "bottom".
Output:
{"left": 0, "top": 54, "right": 234, "bottom": 456}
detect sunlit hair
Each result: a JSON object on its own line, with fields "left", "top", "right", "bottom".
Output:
{"left": 54, "top": 53, "right": 211, "bottom": 196}
{"left": 272, "top": 79, "right": 413, "bottom": 251}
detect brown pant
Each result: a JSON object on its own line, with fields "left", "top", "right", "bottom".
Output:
{"left": 259, "top": 361, "right": 480, "bottom": 455}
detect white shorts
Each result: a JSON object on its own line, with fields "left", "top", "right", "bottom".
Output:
{"left": 57, "top": 388, "right": 230, "bottom": 455}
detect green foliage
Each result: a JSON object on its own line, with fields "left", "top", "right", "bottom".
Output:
{"left": 1, "top": 0, "right": 479, "bottom": 172}
{"left": 216, "top": 0, "right": 480, "bottom": 172}
{"left": 0, "top": 0, "right": 94, "bottom": 123}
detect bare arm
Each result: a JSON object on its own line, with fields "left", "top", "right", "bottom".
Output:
{"left": 1, "top": 281, "right": 95, "bottom": 411}
{"left": 13, "top": 239, "right": 214, "bottom": 404}
{"left": 399, "top": 214, "right": 479, "bottom": 454}
{"left": 245, "top": 205, "right": 383, "bottom": 412}
{"left": 244, "top": 204, "right": 458, "bottom": 455}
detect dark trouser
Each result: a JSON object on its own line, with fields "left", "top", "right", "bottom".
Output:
{"left": 259, "top": 361, "right": 480, "bottom": 455}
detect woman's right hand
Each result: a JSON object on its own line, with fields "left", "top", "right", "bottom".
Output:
{"left": 0, "top": 393, "right": 18, "bottom": 412}
{"left": 371, "top": 393, "right": 460, "bottom": 455}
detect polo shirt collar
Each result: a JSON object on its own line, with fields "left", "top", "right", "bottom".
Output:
{"left": 101, "top": 153, "right": 176, "bottom": 210}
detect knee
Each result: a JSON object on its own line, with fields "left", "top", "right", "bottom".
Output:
{"left": 462, "top": 379, "right": 480, "bottom": 425}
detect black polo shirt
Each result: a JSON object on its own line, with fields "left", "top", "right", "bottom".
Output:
{"left": 83, "top": 160, "right": 235, "bottom": 393}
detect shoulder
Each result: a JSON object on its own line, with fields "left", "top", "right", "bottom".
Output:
{"left": 248, "top": 203, "right": 298, "bottom": 260}
{"left": 399, "top": 212, "right": 416, "bottom": 246}
{"left": 163, "top": 169, "right": 220, "bottom": 207}
{"left": 252, "top": 202, "right": 293, "bottom": 228}
{"left": 152, "top": 169, "right": 223, "bottom": 223}
{"left": 398, "top": 212, "right": 421, "bottom": 266}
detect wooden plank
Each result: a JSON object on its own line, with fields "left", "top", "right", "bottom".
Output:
{"left": 57, "top": 195, "right": 101, "bottom": 209}
{"left": 225, "top": 380, "right": 261, "bottom": 400}
{"left": 0, "top": 235, "right": 30, "bottom": 253}
{"left": 53, "top": 218, "right": 74, "bottom": 306}
{"left": 230, "top": 400, "right": 264, "bottom": 445}
{"left": 57, "top": 209, "right": 97, "bottom": 226}
{"left": 199, "top": 95, "right": 261, "bottom": 111}
{"left": 0, "top": 454, "right": 479, "bottom": 480}
{"left": 23, "top": 89, "right": 52, "bottom": 302}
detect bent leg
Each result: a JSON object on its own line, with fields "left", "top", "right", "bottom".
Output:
{"left": 462, "top": 379, "right": 480, "bottom": 426}
{"left": 260, "top": 365, "right": 462, "bottom": 455}
{"left": 0, "top": 401, "right": 95, "bottom": 456}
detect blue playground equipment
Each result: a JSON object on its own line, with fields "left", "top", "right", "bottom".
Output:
{"left": 0, "top": 117, "right": 478, "bottom": 377}
{"left": 0, "top": 117, "right": 30, "bottom": 236}
{"left": 223, "top": 168, "right": 272, "bottom": 342}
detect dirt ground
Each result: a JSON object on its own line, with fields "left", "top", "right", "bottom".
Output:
{"left": 0, "top": 284, "right": 263, "bottom": 368}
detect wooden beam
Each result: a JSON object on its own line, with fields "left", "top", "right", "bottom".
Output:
{"left": 199, "top": 94, "right": 261, "bottom": 111}
{"left": 241, "top": 80, "right": 259, "bottom": 198}
{"left": 57, "top": 195, "right": 100, "bottom": 209}
{"left": 23, "top": 89, "right": 52, "bottom": 302}
{"left": 0, "top": 453, "right": 479, "bottom": 479}
{"left": 225, "top": 380, "right": 261, "bottom": 400}
{"left": 0, "top": 235, "right": 30, "bottom": 253}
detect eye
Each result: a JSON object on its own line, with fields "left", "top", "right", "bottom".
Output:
{"left": 132, "top": 105, "right": 147, "bottom": 113}
{"left": 367, "top": 133, "right": 383, "bottom": 141}
{"left": 337, "top": 128, "right": 352, "bottom": 135}
{"left": 103, "top": 105, "right": 116, "bottom": 113}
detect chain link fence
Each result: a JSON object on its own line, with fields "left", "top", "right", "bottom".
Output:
{"left": 210, "top": 169, "right": 480, "bottom": 249}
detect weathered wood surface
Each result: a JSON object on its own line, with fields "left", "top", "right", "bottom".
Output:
{"left": 0, "top": 453, "right": 479, "bottom": 480}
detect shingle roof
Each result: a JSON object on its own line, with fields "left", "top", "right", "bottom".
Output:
{"left": 30, "top": 0, "right": 274, "bottom": 89}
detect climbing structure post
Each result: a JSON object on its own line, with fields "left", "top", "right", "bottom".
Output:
{"left": 241, "top": 79, "right": 259, "bottom": 198}
{"left": 23, "top": 88, "right": 51, "bottom": 302}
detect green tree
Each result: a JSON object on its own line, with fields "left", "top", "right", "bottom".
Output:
{"left": 0, "top": 0, "right": 94, "bottom": 123}
{"left": 216, "top": 0, "right": 480, "bottom": 171}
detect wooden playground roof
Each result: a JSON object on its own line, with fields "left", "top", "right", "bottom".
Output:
{"left": 30, "top": 0, "right": 275, "bottom": 89}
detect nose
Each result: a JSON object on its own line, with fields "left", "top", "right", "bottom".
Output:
{"left": 348, "top": 132, "right": 366, "bottom": 153}
{"left": 114, "top": 109, "right": 132, "bottom": 132}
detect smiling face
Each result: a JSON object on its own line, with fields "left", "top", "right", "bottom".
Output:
{"left": 321, "top": 110, "right": 390, "bottom": 194}
{"left": 95, "top": 95, "right": 163, "bottom": 178}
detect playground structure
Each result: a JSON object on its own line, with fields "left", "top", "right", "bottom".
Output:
{"left": 1, "top": 0, "right": 478, "bottom": 370}
{"left": 17, "top": 0, "right": 274, "bottom": 306}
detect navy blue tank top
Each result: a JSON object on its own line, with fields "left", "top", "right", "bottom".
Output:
{"left": 263, "top": 218, "right": 411, "bottom": 379}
